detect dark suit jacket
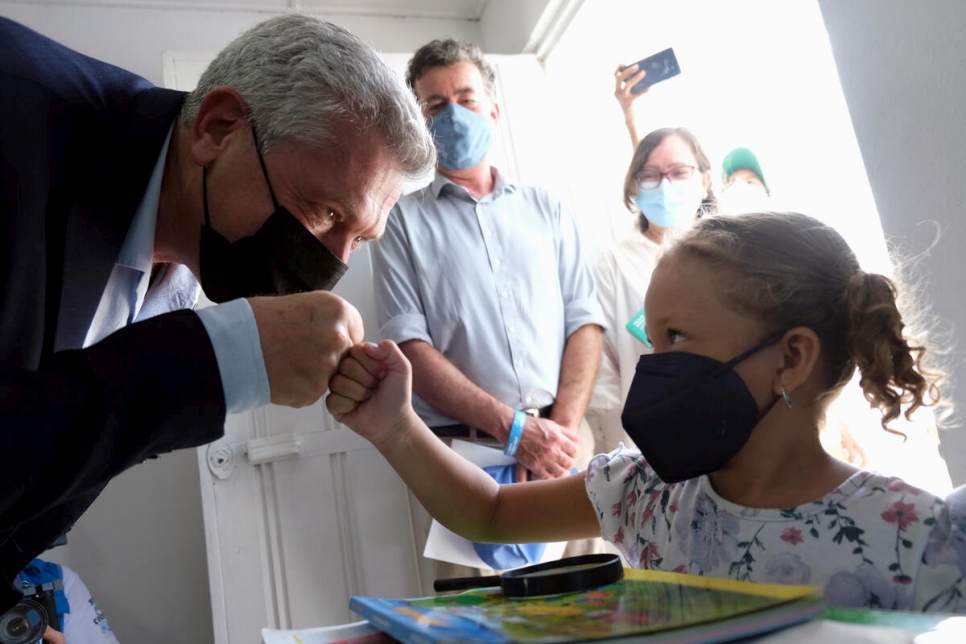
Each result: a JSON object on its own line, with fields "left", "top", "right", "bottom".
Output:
{"left": 0, "top": 18, "right": 226, "bottom": 612}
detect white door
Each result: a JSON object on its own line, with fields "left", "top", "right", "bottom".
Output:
{"left": 169, "top": 52, "right": 562, "bottom": 643}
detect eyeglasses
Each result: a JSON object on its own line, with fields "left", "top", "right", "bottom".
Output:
{"left": 636, "top": 165, "right": 695, "bottom": 190}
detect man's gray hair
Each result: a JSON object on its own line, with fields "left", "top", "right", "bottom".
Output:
{"left": 405, "top": 39, "right": 497, "bottom": 101}
{"left": 180, "top": 13, "right": 435, "bottom": 178}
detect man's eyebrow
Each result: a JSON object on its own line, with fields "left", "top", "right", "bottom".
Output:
{"left": 424, "top": 87, "right": 475, "bottom": 102}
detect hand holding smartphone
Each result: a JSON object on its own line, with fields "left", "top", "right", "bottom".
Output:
{"left": 622, "top": 48, "right": 681, "bottom": 94}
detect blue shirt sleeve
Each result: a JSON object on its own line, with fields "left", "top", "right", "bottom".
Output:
{"left": 196, "top": 299, "right": 270, "bottom": 414}
{"left": 553, "top": 197, "right": 607, "bottom": 338}
{"left": 371, "top": 204, "right": 433, "bottom": 344}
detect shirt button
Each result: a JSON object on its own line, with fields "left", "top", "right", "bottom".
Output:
{"left": 516, "top": 360, "right": 524, "bottom": 368}
{"left": 526, "top": 395, "right": 532, "bottom": 403}
{"left": 508, "top": 325, "right": 516, "bottom": 334}
{"left": 494, "top": 259, "right": 502, "bottom": 267}
{"left": 501, "top": 290, "right": 509, "bottom": 298}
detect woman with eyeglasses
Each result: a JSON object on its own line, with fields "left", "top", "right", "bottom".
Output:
{"left": 585, "top": 127, "right": 716, "bottom": 454}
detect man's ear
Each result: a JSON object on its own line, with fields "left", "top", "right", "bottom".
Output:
{"left": 189, "top": 87, "right": 250, "bottom": 167}
{"left": 489, "top": 99, "right": 501, "bottom": 127}
{"left": 774, "top": 326, "right": 822, "bottom": 397}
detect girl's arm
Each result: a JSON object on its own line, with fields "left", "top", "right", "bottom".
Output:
{"left": 327, "top": 340, "right": 600, "bottom": 544}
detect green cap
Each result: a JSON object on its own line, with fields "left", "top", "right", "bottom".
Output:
{"left": 721, "top": 147, "right": 768, "bottom": 194}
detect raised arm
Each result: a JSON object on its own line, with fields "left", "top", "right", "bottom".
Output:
{"left": 327, "top": 341, "right": 599, "bottom": 544}
{"left": 614, "top": 63, "right": 649, "bottom": 149}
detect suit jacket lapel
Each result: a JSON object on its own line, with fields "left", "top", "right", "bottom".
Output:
{"left": 54, "top": 87, "right": 187, "bottom": 351}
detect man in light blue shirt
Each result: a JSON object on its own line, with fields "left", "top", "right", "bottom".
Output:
{"left": 371, "top": 39, "right": 605, "bottom": 579}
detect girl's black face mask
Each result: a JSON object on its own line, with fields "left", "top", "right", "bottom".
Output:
{"left": 198, "top": 129, "right": 348, "bottom": 303}
{"left": 620, "top": 336, "right": 781, "bottom": 483}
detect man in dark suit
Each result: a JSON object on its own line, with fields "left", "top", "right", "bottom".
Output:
{"left": 0, "top": 13, "right": 435, "bottom": 623}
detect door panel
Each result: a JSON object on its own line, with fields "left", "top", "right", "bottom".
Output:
{"left": 183, "top": 53, "right": 555, "bottom": 644}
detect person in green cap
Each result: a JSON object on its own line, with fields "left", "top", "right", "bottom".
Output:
{"left": 721, "top": 147, "right": 768, "bottom": 194}
{"left": 718, "top": 147, "right": 771, "bottom": 214}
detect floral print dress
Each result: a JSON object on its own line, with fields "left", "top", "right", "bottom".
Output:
{"left": 586, "top": 446, "right": 966, "bottom": 612}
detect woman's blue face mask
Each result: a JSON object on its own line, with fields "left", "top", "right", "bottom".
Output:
{"left": 427, "top": 103, "right": 494, "bottom": 170}
{"left": 635, "top": 177, "right": 704, "bottom": 229}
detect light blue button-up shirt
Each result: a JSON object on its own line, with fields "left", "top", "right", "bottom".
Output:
{"left": 371, "top": 169, "right": 605, "bottom": 428}
{"left": 84, "top": 127, "right": 269, "bottom": 414}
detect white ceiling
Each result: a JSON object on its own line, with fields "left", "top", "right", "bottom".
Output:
{"left": 67, "top": 0, "right": 491, "bottom": 20}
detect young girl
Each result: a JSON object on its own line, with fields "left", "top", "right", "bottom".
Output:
{"left": 328, "top": 212, "right": 965, "bottom": 613}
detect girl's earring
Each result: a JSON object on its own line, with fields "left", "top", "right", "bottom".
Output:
{"left": 780, "top": 385, "right": 792, "bottom": 409}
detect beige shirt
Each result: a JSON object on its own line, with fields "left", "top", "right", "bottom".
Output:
{"left": 586, "top": 228, "right": 661, "bottom": 452}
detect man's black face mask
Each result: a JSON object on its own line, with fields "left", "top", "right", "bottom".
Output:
{"left": 198, "top": 127, "right": 348, "bottom": 303}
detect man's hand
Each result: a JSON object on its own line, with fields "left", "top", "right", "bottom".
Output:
{"left": 249, "top": 291, "right": 364, "bottom": 408}
{"left": 516, "top": 417, "right": 578, "bottom": 480}
{"left": 327, "top": 340, "right": 417, "bottom": 445}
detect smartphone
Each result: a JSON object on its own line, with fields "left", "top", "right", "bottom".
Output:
{"left": 624, "top": 48, "right": 680, "bottom": 94}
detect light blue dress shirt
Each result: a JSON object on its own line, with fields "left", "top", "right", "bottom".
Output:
{"left": 83, "top": 127, "right": 269, "bottom": 414}
{"left": 370, "top": 169, "right": 605, "bottom": 428}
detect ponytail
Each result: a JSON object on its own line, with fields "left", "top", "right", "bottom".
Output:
{"left": 844, "top": 272, "right": 941, "bottom": 434}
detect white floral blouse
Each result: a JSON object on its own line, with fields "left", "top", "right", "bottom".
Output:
{"left": 585, "top": 446, "right": 966, "bottom": 612}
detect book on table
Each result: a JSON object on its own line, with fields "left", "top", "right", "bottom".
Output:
{"left": 348, "top": 568, "right": 826, "bottom": 644}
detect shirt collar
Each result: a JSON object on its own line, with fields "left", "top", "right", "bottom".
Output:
{"left": 431, "top": 166, "right": 516, "bottom": 201}
{"left": 116, "top": 124, "right": 174, "bottom": 275}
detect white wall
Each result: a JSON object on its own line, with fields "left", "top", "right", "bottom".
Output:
{"left": 0, "top": 2, "right": 481, "bottom": 87}
{"left": 0, "top": 3, "right": 480, "bottom": 643}
{"left": 479, "top": 0, "right": 553, "bottom": 53}
{"left": 819, "top": 0, "right": 966, "bottom": 487}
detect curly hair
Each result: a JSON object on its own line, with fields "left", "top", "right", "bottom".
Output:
{"left": 664, "top": 212, "right": 943, "bottom": 434}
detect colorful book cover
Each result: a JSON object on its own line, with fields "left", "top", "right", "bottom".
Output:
{"left": 349, "top": 569, "right": 825, "bottom": 644}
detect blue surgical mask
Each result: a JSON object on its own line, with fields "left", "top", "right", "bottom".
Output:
{"left": 427, "top": 103, "right": 493, "bottom": 170}
{"left": 635, "top": 177, "right": 703, "bottom": 228}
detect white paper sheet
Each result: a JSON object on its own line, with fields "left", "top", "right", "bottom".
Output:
{"left": 422, "top": 440, "right": 567, "bottom": 569}
{"left": 261, "top": 620, "right": 389, "bottom": 644}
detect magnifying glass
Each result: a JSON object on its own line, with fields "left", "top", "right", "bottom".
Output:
{"left": 433, "top": 553, "right": 623, "bottom": 598}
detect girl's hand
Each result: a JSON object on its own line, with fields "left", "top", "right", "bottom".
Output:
{"left": 326, "top": 340, "right": 414, "bottom": 445}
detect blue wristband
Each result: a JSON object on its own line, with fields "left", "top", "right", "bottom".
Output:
{"left": 504, "top": 411, "right": 527, "bottom": 457}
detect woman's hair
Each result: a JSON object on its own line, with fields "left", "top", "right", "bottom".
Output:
{"left": 180, "top": 14, "right": 435, "bottom": 180}
{"left": 406, "top": 38, "right": 498, "bottom": 101}
{"left": 623, "top": 127, "right": 716, "bottom": 232}
{"left": 665, "top": 212, "right": 943, "bottom": 433}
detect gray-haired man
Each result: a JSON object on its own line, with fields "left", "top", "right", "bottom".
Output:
{"left": 0, "top": 13, "right": 434, "bottom": 618}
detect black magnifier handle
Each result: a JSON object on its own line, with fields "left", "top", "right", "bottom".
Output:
{"left": 434, "top": 574, "right": 501, "bottom": 593}
{"left": 433, "top": 554, "right": 623, "bottom": 596}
